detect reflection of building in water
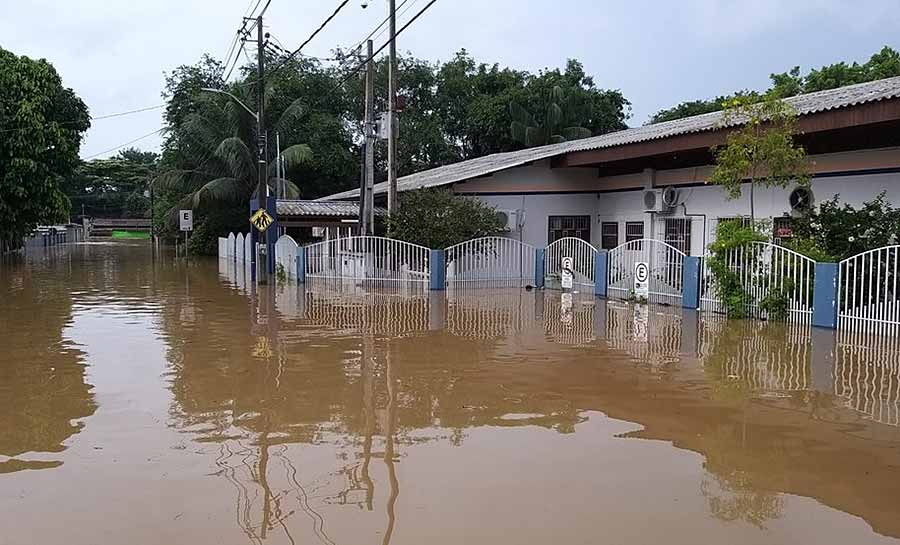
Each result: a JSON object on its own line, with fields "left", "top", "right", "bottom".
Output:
{"left": 603, "top": 301, "right": 684, "bottom": 366}
{"left": 835, "top": 333, "right": 900, "bottom": 427}
{"left": 699, "top": 319, "right": 812, "bottom": 393}
{"left": 446, "top": 288, "right": 538, "bottom": 339}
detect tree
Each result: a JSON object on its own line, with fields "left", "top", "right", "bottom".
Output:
{"left": 792, "top": 192, "right": 900, "bottom": 261}
{"left": 651, "top": 46, "right": 900, "bottom": 123}
{"left": 0, "top": 48, "right": 90, "bottom": 251}
{"left": 709, "top": 94, "right": 809, "bottom": 222}
{"left": 387, "top": 189, "right": 506, "bottom": 249}
{"left": 510, "top": 85, "right": 592, "bottom": 147}
{"left": 63, "top": 148, "right": 158, "bottom": 219}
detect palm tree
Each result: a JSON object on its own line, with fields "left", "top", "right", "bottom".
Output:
{"left": 509, "top": 85, "right": 593, "bottom": 148}
{"left": 154, "top": 88, "right": 313, "bottom": 215}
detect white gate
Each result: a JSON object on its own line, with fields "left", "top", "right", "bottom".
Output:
{"left": 608, "top": 238, "right": 684, "bottom": 304}
{"left": 227, "top": 233, "right": 236, "bottom": 259}
{"left": 218, "top": 237, "right": 228, "bottom": 260}
{"left": 544, "top": 237, "right": 595, "bottom": 288}
{"left": 305, "top": 236, "right": 430, "bottom": 287}
{"left": 445, "top": 237, "right": 536, "bottom": 288}
{"left": 839, "top": 245, "right": 900, "bottom": 338}
{"left": 275, "top": 235, "right": 299, "bottom": 280}
{"left": 235, "top": 233, "right": 246, "bottom": 263}
{"left": 701, "top": 242, "right": 814, "bottom": 323}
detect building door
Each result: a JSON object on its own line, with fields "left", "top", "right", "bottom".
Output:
{"left": 548, "top": 215, "right": 591, "bottom": 244}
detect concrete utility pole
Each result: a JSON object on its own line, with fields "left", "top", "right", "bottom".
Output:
{"left": 364, "top": 39, "right": 376, "bottom": 235}
{"left": 255, "top": 15, "right": 271, "bottom": 280}
{"left": 386, "top": 0, "right": 399, "bottom": 217}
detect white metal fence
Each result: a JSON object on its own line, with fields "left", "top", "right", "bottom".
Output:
{"left": 838, "top": 245, "right": 900, "bottom": 338}
{"left": 445, "top": 237, "right": 536, "bottom": 288}
{"left": 608, "top": 238, "right": 685, "bottom": 305}
{"left": 275, "top": 235, "right": 299, "bottom": 280}
{"left": 700, "top": 242, "right": 815, "bottom": 323}
{"left": 305, "top": 236, "right": 430, "bottom": 288}
{"left": 544, "top": 237, "right": 595, "bottom": 289}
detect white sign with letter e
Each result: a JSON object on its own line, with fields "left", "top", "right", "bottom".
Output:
{"left": 633, "top": 261, "right": 650, "bottom": 299}
{"left": 179, "top": 210, "right": 193, "bottom": 232}
{"left": 560, "top": 256, "right": 574, "bottom": 290}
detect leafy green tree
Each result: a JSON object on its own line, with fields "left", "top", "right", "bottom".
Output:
{"left": 510, "top": 85, "right": 592, "bottom": 147}
{"left": 651, "top": 46, "right": 900, "bottom": 123}
{"left": 0, "top": 48, "right": 90, "bottom": 251}
{"left": 792, "top": 192, "right": 900, "bottom": 260}
{"left": 387, "top": 189, "right": 506, "bottom": 248}
{"left": 63, "top": 148, "right": 158, "bottom": 219}
{"left": 709, "top": 95, "right": 809, "bottom": 222}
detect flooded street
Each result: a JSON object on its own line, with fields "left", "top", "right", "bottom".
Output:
{"left": 3, "top": 242, "right": 900, "bottom": 545}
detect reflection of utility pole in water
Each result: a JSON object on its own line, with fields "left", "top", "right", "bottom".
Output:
{"left": 382, "top": 344, "right": 399, "bottom": 545}
{"left": 361, "top": 335, "right": 376, "bottom": 510}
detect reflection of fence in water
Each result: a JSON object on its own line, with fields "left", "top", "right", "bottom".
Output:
{"left": 603, "top": 302, "right": 683, "bottom": 365}
{"left": 303, "top": 287, "right": 428, "bottom": 335}
{"left": 446, "top": 288, "right": 537, "bottom": 339}
{"left": 543, "top": 295, "right": 597, "bottom": 346}
{"left": 699, "top": 319, "right": 811, "bottom": 392}
{"left": 834, "top": 333, "right": 900, "bottom": 427}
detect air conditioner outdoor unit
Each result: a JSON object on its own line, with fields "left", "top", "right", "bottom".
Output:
{"left": 643, "top": 187, "right": 679, "bottom": 213}
{"left": 496, "top": 209, "right": 523, "bottom": 231}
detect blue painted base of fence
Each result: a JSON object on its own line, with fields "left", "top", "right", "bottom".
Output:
{"left": 429, "top": 249, "right": 446, "bottom": 290}
{"left": 682, "top": 256, "right": 701, "bottom": 310}
{"left": 813, "top": 262, "right": 839, "bottom": 329}
{"left": 534, "top": 248, "right": 545, "bottom": 289}
{"left": 594, "top": 250, "right": 608, "bottom": 298}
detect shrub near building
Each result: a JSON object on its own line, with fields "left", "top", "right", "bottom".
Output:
{"left": 387, "top": 189, "right": 507, "bottom": 249}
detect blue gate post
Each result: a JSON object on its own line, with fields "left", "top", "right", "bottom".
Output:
{"left": 813, "top": 262, "right": 839, "bottom": 329}
{"left": 429, "top": 249, "right": 446, "bottom": 291}
{"left": 534, "top": 248, "right": 545, "bottom": 288}
{"left": 682, "top": 256, "right": 702, "bottom": 310}
{"left": 296, "top": 246, "right": 306, "bottom": 284}
{"left": 266, "top": 195, "right": 278, "bottom": 276}
{"left": 594, "top": 249, "right": 608, "bottom": 298}
{"left": 249, "top": 198, "right": 258, "bottom": 282}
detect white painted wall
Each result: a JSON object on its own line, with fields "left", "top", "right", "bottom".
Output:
{"left": 456, "top": 159, "right": 900, "bottom": 255}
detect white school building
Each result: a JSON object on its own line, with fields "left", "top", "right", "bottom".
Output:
{"left": 323, "top": 77, "right": 900, "bottom": 256}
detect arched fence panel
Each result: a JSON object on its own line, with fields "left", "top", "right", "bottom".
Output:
{"left": 226, "top": 233, "right": 236, "bottom": 259}
{"left": 218, "top": 237, "right": 228, "bottom": 260}
{"left": 235, "top": 233, "right": 246, "bottom": 263}
{"left": 244, "top": 233, "right": 253, "bottom": 268}
{"left": 700, "top": 242, "right": 815, "bottom": 323}
{"left": 839, "top": 245, "right": 900, "bottom": 338}
{"left": 275, "top": 235, "right": 299, "bottom": 280}
{"left": 608, "top": 238, "right": 684, "bottom": 305}
{"left": 544, "top": 237, "right": 595, "bottom": 289}
{"left": 305, "top": 236, "right": 430, "bottom": 288}
{"left": 445, "top": 237, "right": 536, "bottom": 288}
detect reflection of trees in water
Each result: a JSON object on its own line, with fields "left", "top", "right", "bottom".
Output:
{"left": 0, "top": 267, "right": 95, "bottom": 473}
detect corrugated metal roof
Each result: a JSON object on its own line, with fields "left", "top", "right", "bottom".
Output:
{"left": 277, "top": 200, "right": 386, "bottom": 217}
{"left": 322, "top": 76, "right": 900, "bottom": 201}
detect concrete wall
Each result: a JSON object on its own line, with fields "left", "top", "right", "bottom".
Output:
{"left": 454, "top": 148, "right": 900, "bottom": 255}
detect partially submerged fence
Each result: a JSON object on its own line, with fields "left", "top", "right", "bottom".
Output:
{"left": 607, "top": 238, "right": 685, "bottom": 305}
{"left": 218, "top": 233, "right": 252, "bottom": 264}
{"left": 446, "top": 237, "right": 536, "bottom": 288}
{"left": 275, "top": 235, "right": 299, "bottom": 280}
{"left": 700, "top": 242, "right": 815, "bottom": 324}
{"left": 305, "top": 236, "right": 430, "bottom": 288}
{"left": 838, "top": 245, "right": 900, "bottom": 338}
{"left": 544, "top": 237, "right": 595, "bottom": 289}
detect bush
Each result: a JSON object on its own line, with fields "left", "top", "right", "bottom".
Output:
{"left": 792, "top": 192, "right": 900, "bottom": 260}
{"left": 387, "top": 189, "right": 507, "bottom": 249}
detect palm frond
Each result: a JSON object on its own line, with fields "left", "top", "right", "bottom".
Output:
{"left": 279, "top": 144, "right": 313, "bottom": 169}
{"left": 214, "top": 137, "right": 255, "bottom": 182}
{"left": 560, "top": 126, "right": 592, "bottom": 141}
{"left": 274, "top": 98, "right": 306, "bottom": 140}
{"left": 192, "top": 177, "right": 243, "bottom": 208}
{"left": 509, "top": 101, "right": 534, "bottom": 126}
{"left": 269, "top": 178, "right": 302, "bottom": 199}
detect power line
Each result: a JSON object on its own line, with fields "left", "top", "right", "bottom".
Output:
{"left": 349, "top": 0, "right": 410, "bottom": 53}
{"left": 82, "top": 128, "right": 164, "bottom": 160}
{"left": 266, "top": 0, "right": 352, "bottom": 78}
{"left": 0, "top": 104, "right": 165, "bottom": 133}
{"left": 373, "top": 0, "right": 419, "bottom": 43}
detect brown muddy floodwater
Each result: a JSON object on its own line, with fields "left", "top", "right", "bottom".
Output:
{"left": 3, "top": 241, "right": 900, "bottom": 545}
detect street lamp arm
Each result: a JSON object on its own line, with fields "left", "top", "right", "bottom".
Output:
{"left": 199, "top": 88, "right": 259, "bottom": 122}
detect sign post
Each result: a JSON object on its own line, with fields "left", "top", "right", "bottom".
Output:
{"left": 179, "top": 210, "right": 193, "bottom": 257}
{"left": 561, "top": 256, "right": 574, "bottom": 291}
{"left": 633, "top": 261, "right": 649, "bottom": 301}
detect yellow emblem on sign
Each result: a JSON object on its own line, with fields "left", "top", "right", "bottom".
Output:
{"left": 250, "top": 208, "right": 274, "bottom": 232}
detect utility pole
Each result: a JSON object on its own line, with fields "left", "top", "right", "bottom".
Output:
{"left": 254, "top": 14, "right": 270, "bottom": 281}
{"left": 364, "top": 39, "right": 376, "bottom": 235}
{"left": 386, "top": 0, "right": 399, "bottom": 218}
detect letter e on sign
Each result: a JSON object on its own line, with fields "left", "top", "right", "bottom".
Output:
{"left": 179, "top": 210, "right": 193, "bottom": 232}
{"left": 633, "top": 261, "right": 649, "bottom": 299}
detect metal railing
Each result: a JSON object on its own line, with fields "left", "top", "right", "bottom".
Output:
{"left": 608, "top": 238, "right": 685, "bottom": 304}
{"left": 445, "top": 236, "right": 536, "bottom": 288}
{"left": 544, "top": 237, "right": 596, "bottom": 288}
{"left": 701, "top": 242, "right": 815, "bottom": 323}
{"left": 305, "top": 236, "right": 430, "bottom": 288}
{"left": 838, "top": 245, "right": 900, "bottom": 338}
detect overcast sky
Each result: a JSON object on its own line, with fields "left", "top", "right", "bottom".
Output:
{"left": 4, "top": 0, "right": 900, "bottom": 160}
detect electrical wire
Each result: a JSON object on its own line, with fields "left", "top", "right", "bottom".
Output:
{"left": 349, "top": 0, "right": 410, "bottom": 52}
{"left": 264, "top": 0, "right": 352, "bottom": 78}
{"left": 0, "top": 104, "right": 166, "bottom": 133}
{"left": 371, "top": 0, "right": 419, "bottom": 44}
{"left": 82, "top": 128, "right": 164, "bottom": 160}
